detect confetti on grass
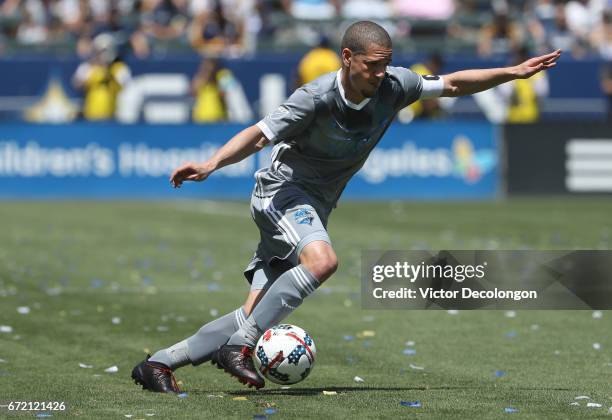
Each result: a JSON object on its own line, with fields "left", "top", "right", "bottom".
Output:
{"left": 587, "top": 403, "right": 602, "bottom": 408}
{"left": 400, "top": 401, "right": 421, "bottom": 408}
{"left": 353, "top": 376, "right": 364, "bottom": 383}
{"left": 504, "top": 407, "right": 519, "bottom": 413}
{"left": 104, "top": 366, "right": 118, "bottom": 373}
{"left": 322, "top": 391, "right": 337, "bottom": 396}
{"left": 79, "top": 363, "right": 93, "bottom": 369}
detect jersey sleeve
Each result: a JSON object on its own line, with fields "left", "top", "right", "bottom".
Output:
{"left": 387, "top": 66, "right": 422, "bottom": 109}
{"left": 256, "top": 86, "right": 316, "bottom": 144}
{"left": 387, "top": 66, "right": 444, "bottom": 109}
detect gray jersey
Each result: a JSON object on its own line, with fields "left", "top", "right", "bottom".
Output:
{"left": 255, "top": 67, "right": 441, "bottom": 210}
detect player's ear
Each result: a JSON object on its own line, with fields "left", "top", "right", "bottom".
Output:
{"left": 341, "top": 48, "right": 352, "bottom": 67}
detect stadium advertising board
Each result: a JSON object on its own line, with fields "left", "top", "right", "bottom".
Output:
{"left": 505, "top": 123, "right": 612, "bottom": 195}
{"left": 0, "top": 122, "right": 498, "bottom": 199}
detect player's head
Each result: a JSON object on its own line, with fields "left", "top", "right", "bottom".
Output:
{"left": 340, "top": 21, "right": 392, "bottom": 98}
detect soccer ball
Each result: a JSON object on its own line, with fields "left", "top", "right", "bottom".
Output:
{"left": 253, "top": 324, "right": 316, "bottom": 385}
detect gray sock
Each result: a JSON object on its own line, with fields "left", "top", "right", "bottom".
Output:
{"left": 227, "top": 265, "right": 319, "bottom": 348}
{"left": 149, "top": 307, "right": 247, "bottom": 369}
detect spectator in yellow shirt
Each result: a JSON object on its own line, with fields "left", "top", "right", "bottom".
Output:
{"left": 297, "top": 36, "right": 341, "bottom": 86}
{"left": 72, "top": 34, "right": 131, "bottom": 121}
{"left": 192, "top": 58, "right": 227, "bottom": 123}
{"left": 407, "top": 53, "right": 445, "bottom": 120}
{"left": 498, "top": 46, "right": 549, "bottom": 123}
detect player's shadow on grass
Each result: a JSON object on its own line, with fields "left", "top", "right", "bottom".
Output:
{"left": 228, "top": 386, "right": 455, "bottom": 396}
{"left": 195, "top": 385, "right": 572, "bottom": 396}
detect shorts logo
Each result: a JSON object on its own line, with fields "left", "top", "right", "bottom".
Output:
{"left": 294, "top": 208, "right": 314, "bottom": 225}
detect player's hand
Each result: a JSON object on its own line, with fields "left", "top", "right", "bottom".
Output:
{"left": 514, "top": 49, "right": 562, "bottom": 79}
{"left": 169, "top": 162, "right": 213, "bottom": 188}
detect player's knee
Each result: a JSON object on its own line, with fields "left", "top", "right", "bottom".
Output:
{"left": 300, "top": 243, "right": 338, "bottom": 282}
{"left": 316, "top": 253, "right": 338, "bottom": 282}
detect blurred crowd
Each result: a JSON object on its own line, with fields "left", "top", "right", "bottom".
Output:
{"left": 0, "top": 0, "right": 609, "bottom": 59}
{"left": 2, "top": 0, "right": 610, "bottom": 122}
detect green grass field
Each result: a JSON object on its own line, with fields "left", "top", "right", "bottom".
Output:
{"left": 1, "top": 199, "right": 611, "bottom": 419}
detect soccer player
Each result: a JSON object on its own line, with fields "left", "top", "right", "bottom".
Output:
{"left": 131, "top": 21, "right": 561, "bottom": 392}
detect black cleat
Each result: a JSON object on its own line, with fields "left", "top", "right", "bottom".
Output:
{"left": 212, "top": 345, "right": 265, "bottom": 389}
{"left": 131, "top": 355, "right": 181, "bottom": 393}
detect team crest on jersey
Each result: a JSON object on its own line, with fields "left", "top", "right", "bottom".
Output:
{"left": 294, "top": 208, "right": 314, "bottom": 225}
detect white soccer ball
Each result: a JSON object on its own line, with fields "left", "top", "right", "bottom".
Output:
{"left": 253, "top": 324, "right": 316, "bottom": 385}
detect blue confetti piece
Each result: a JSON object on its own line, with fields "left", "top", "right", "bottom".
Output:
{"left": 178, "top": 392, "right": 188, "bottom": 399}
{"left": 139, "top": 259, "right": 152, "bottom": 269}
{"left": 142, "top": 276, "right": 153, "bottom": 285}
{"left": 207, "top": 283, "right": 221, "bottom": 292}
{"left": 504, "top": 407, "right": 519, "bottom": 413}
{"left": 343, "top": 335, "right": 354, "bottom": 341}
{"left": 400, "top": 401, "right": 421, "bottom": 408}
{"left": 264, "top": 408, "right": 277, "bottom": 415}
{"left": 403, "top": 349, "right": 417, "bottom": 355}
{"left": 505, "top": 331, "right": 517, "bottom": 338}
{"left": 36, "top": 414, "right": 53, "bottom": 418}
{"left": 90, "top": 278, "right": 104, "bottom": 289}
{"left": 495, "top": 370, "right": 506, "bottom": 377}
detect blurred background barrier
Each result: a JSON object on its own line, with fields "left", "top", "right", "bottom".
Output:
{"left": 1, "top": 0, "right": 610, "bottom": 199}
{"left": 0, "top": 121, "right": 498, "bottom": 199}
{"left": 0, "top": 56, "right": 607, "bottom": 123}
{"left": 505, "top": 122, "right": 612, "bottom": 195}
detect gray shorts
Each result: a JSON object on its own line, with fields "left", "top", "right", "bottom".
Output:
{"left": 244, "top": 186, "right": 332, "bottom": 289}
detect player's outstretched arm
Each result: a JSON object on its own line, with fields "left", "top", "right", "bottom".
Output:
{"left": 170, "top": 124, "right": 269, "bottom": 188}
{"left": 440, "top": 49, "right": 561, "bottom": 97}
